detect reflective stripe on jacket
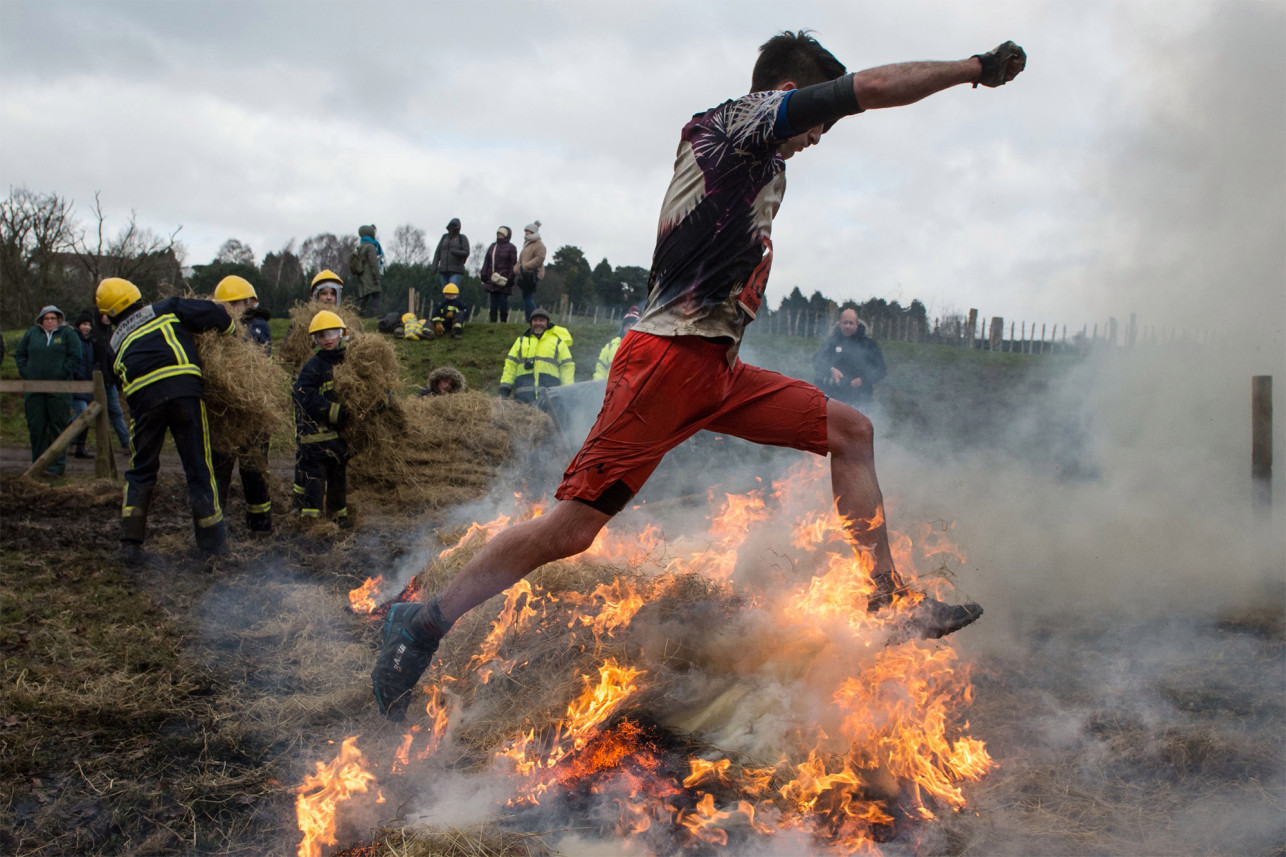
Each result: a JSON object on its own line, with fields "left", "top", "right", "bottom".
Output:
{"left": 111, "top": 298, "right": 235, "bottom": 413}
{"left": 500, "top": 325, "right": 575, "bottom": 396}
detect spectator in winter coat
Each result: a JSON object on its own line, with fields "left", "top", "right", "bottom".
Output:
{"left": 14, "top": 305, "right": 81, "bottom": 474}
{"left": 594, "top": 306, "right": 642, "bottom": 381}
{"left": 515, "top": 221, "right": 547, "bottom": 323}
{"left": 812, "top": 308, "right": 887, "bottom": 409}
{"left": 480, "top": 226, "right": 518, "bottom": 323}
{"left": 293, "top": 310, "right": 352, "bottom": 527}
{"left": 498, "top": 308, "right": 575, "bottom": 405}
{"left": 354, "top": 225, "right": 384, "bottom": 317}
{"left": 417, "top": 365, "right": 467, "bottom": 397}
{"left": 97, "top": 277, "right": 236, "bottom": 562}
{"left": 431, "top": 219, "right": 470, "bottom": 288}
{"left": 70, "top": 311, "right": 97, "bottom": 459}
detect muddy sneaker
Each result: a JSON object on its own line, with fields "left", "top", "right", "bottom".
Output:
{"left": 372, "top": 603, "right": 440, "bottom": 722}
{"left": 908, "top": 598, "right": 984, "bottom": 639}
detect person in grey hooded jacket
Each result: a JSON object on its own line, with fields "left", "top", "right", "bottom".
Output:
{"left": 431, "top": 218, "right": 470, "bottom": 288}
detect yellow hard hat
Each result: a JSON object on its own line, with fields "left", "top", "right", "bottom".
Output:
{"left": 311, "top": 269, "right": 343, "bottom": 289}
{"left": 401, "top": 312, "right": 417, "bottom": 323}
{"left": 442, "top": 283, "right": 460, "bottom": 297}
{"left": 213, "top": 275, "right": 257, "bottom": 303}
{"left": 308, "top": 310, "right": 346, "bottom": 335}
{"left": 96, "top": 277, "right": 142, "bottom": 318}
{"left": 310, "top": 269, "right": 344, "bottom": 300}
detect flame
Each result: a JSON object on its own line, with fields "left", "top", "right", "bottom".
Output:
{"left": 495, "top": 659, "right": 644, "bottom": 799}
{"left": 347, "top": 576, "right": 383, "bottom": 614}
{"left": 565, "top": 579, "right": 646, "bottom": 639}
{"left": 297, "top": 461, "right": 991, "bottom": 853}
{"left": 466, "top": 579, "right": 540, "bottom": 684}
{"left": 295, "top": 737, "right": 376, "bottom": 857}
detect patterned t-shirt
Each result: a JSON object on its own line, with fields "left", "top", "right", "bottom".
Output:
{"left": 632, "top": 90, "right": 794, "bottom": 347}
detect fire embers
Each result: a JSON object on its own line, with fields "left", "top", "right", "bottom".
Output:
{"left": 315, "top": 462, "right": 990, "bottom": 854}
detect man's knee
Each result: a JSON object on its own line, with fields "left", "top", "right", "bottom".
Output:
{"left": 542, "top": 501, "right": 610, "bottom": 558}
{"left": 827, "top": 400, "right": 874, "bottom": 455}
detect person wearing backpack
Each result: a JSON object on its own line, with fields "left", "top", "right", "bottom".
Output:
{"left": 351, "top": 225, "right": 383, "bottom": 318}
{"left": 480, "top": 226, "right": 518, "bottom": 323}
{"left": 431, "top": 218, "right": 470, "bottom": 288}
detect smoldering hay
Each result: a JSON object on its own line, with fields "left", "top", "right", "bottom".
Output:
{"left": 298, "top": 461, "right": 991, "bottom": 855}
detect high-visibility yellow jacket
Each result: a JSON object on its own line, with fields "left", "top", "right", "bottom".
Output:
{"left": 499, "top": 324, "right": 574, "bottom": 404}
{"left": 593, "top": 336, "right": 622, "bottom": 381}
{"left": 402, "top": 317, "right": 428, "bottom": 340}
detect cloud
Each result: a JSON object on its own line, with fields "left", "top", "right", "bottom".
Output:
{"left": 2, "top": 1, "right": 1281, "bottom": 350}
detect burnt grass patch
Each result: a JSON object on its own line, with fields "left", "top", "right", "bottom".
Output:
{"left": 0, "top": 474, "right": 403, "bottom": 856}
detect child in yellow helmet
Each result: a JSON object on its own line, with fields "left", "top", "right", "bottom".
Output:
{"left": 432, "top": 283, "right": 467, "bottom": 339}
{"left": 292, "top": 310, "right": 352, "bottom": 527}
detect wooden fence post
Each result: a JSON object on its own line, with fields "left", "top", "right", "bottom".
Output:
{"left": 92, "top": 370, "right": 118, "bottom": 480}
{"left": 966, "top": 309, "right": 977, "bottom": 350}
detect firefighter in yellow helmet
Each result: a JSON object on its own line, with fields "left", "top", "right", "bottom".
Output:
{"left": 210, "top": 275, "right": 274, "bottom": 533}
{"left": 399, "top": 312, "right": 429, "bottom": 340}
{"left": 498, "top": 308, "right": 574, "bottom": 404}
{"left": 432, "top": 282, "right": 467, "bottom": 339}
{"left": 96, "top": 276, "right": 237, "bottom": 563}
{"left": 292, "top": 310, "right": 352, "bottom": 527}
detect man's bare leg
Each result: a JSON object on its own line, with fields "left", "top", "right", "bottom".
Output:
{"left": 437, "top": 500, "right": 612, "bottom": 624}
{"left": 825, "top": 398, "right": 981, "bottom": 632}
{"left": 373, "top": 499, "right": 610, "bottom": 720}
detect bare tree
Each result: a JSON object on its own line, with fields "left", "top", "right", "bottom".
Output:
{"left": 466, "top": 240, "right": 485, "bottom": 278}
{"left": 72, "top": 192, "right": 184, "bottom": 294}
{"left": 216, "top": 237, "right": 256, "bottom": 266}
{"left": 0, "top": 186, "right": 82, "bottom": 323}
{"left": 298, "top": 232, "right": 360, "bottom": 282}
{"left": 388, "top": 224, "right": 428, "bottom": 265}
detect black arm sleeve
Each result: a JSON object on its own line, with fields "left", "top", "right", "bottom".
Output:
{"left": 785, "top": 74, "right": 862, "bottom": 133}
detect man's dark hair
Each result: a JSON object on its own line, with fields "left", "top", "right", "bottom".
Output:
{"left": 752, "top": 30, "right": 846, "bottom": 92}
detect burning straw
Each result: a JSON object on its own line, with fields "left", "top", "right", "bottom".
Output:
{"left": 195, "top": 330, "right": 291, "bottom": 464}
{"left": 278, "top": 302, "right": 366, "bottom": 371}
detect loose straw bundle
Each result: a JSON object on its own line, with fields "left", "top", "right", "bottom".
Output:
{"left": 347, "top": 393, "right": 553, "bottom": 511}
{"left": 278, "top": 302, "right": 366, "bottom": 371}
{"left": 195, "top": 330, "right": 291, "bottom": 465}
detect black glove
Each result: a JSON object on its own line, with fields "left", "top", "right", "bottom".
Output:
{"left": 973, "top": 41, "right": 1026, "bottom": 88}
{"left": 498, "top": 385, "right": 512, "bottom": 399}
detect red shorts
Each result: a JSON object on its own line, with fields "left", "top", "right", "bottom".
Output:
{"left": 557, "top": 331, "right": 829, "bottom": 514}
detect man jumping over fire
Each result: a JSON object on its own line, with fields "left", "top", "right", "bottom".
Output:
{"left": 374, "top": 31, "right": 1027, "bottom": 721}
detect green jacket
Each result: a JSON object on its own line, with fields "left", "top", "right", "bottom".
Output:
{"left": 594, "top": 336, "right": 622, "bottom": 380}
{"left": 15, "top": 325, "right": 81, "bottom": 382}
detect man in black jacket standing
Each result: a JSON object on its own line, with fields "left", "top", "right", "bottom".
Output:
{"left": 813, "top": 308, "right": 886, "bottom": 409}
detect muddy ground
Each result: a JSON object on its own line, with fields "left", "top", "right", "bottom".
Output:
{"left": 3, "top": 342, "right": 1284, "bottom": 856}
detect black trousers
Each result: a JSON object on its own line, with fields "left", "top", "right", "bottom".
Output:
{"left": 488, "top": 292, "right": 510, "bottom": 323}
{"left": 298, "top": 441, "right": 348, "bottom": 521}
{"left": 213, "top": 437, "right": 272, "bottom": 532}
{"left": 123, "top": 396, "right": 225, "bottom": 552}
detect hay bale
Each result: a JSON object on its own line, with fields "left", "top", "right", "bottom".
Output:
{"left": 347, "top": 393, "right": 554, "bottom": 511}
{"left": 195, "top": 330, "right": 291, "bottom": 463}
{"left": 278, "top": 302, "right": 366, "bottom": 371}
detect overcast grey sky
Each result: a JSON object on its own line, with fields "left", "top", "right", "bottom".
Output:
{"left": 2, "top": 0, "right": 1282, "bottom": 354}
